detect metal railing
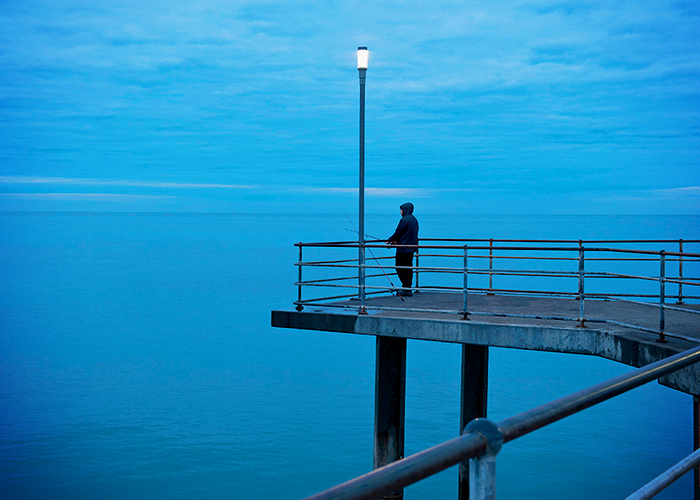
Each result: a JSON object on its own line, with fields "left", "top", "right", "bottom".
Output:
{"left": 626, "top": 447, "right": 700, "bottom": 500}
{"left": 293, "top": 239, "right": 700, "bottom": 343}
{"left": 303, "top": 344, "right": 700, "bottom": 500}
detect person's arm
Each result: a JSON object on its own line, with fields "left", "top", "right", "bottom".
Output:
{"left": 387, "top": 219, "right": 407, "bottom": 245}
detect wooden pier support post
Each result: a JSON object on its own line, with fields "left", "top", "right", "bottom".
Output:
{"left": 374, "top": 336, "right": 407, "bottom": 499}
{"left": 459, "top": 344, "right": 489, "bottom": 500}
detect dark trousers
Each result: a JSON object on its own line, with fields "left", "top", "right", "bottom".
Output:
{"left": 395, "top": 252, "right": 414, "bottom": 289}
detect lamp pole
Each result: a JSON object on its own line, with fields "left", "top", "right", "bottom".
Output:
{"left": 357, "top": 46, "right": 368, "bottom": 312}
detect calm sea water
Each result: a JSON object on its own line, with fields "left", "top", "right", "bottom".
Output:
{"left": 0, "top": 212, "right": 698, "bottom": 499}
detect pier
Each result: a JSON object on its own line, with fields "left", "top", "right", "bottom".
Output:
{"left": 272, "top": 238, "right": 700, "bottom": 499}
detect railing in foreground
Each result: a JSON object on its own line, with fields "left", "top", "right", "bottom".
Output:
{"left": 303, "top": 345, "right": 700, "bottom": 500}
{"left": 294, "top": 239, "right": 700, "bottom": 343}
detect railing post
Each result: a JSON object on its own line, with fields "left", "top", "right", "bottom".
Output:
{"left": 678, "top": 239, "right": 684, "bottom": 304}
{"left": 577, "top": 241, "right": 585, "bottom": 327}
{"left": 488, "top": 239, "right": 494, "bottom": 295}
{"left": 462, "top": 245, "right": 469, "bottom": 320}
{"left": 296, "top": 244, "right": 304, "bottom": 311}
{"left": 464, "top": 419, "right": 503, "bottom": 500}
{"left": 415, "top": 240, "right": 420, "bottom": 292}
{"left": 359, "top": 242, "right": 367, "bottom": 314}
{"left": 658, "top": 250, "right": 667, "bottom": 343}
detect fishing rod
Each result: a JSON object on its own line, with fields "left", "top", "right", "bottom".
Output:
{"left": 344, "top": 227, "right": 383, "bottom": 241}
{"left": 341, "top": 207, "right": 404, "bottom": 302}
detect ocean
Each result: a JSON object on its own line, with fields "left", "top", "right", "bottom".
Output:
{"left": 0, "top": 212, "right": 698, "bottom": 499}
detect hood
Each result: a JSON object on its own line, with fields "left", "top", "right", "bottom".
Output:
{"left": 400, "top": 202, "right": 414, "bottom": 215}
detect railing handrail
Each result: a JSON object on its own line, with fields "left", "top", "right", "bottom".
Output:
{"left": 297, "top": 240, "right": 700, "bottom": 257}
{"left": 626, "top": 447, "right": 700, "bottom": 500}
{"left": 296, "top": 237, "right": 700, "bottom": 244}
{"left": 420, "top": 238, "right": 700, "bottom": 244}
{"left": 293, "top": 239, "right": 699, "bottom": 342}
{"left": 304, "top": 344, "right": 700, "bottom": 500}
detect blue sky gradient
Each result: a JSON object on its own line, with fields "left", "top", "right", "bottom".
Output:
{"left": 1, "top": 0, "right": 698, "bottom": 214}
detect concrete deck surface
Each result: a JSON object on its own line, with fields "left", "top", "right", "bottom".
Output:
{"left": 272, "top": 292, "right": 700, "bottom": 395}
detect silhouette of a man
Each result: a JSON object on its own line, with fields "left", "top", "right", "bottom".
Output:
{"left": 387, "top": 202, "right": 419, "bottom": 296}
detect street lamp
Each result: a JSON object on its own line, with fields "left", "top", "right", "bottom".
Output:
{"left": 357, "top": 46, "right": 368, "bottom": 312}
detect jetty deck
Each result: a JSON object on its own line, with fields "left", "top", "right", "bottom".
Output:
{"left": 272, "top": 291, "right": 700, "bottom": 395}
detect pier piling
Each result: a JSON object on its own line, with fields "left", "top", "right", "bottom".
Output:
{"left": 459, "top": 344, "right": 489, "bottom": 499}
{"left": 374, "top": 336, "right": 407, "bottom": 500}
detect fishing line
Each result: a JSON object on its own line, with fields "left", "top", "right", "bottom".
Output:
{"left": 345, "top": 227, "right": 382, "bottom": 241}
{"left": 341, "top": 206, "right": 404, "bottom": 301}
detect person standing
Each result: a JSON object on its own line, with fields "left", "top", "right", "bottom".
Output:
{"left": 387, "top": 202, "right": 419, "bottom": 296}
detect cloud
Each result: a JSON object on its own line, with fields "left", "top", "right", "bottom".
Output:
{"left": 301, "top": 186, "right": 432, "bottom": 197}
{"left": 0, "top": 192, "right": 174, "bottom": 200}
{"left": 653, "top": 186, "right": 700, "bottom": 198}
{"left": 590, "top": 186, "right": 700, "bottom": 206}
{"left": 0, "top": 176, "right": 257, "bottom": 189}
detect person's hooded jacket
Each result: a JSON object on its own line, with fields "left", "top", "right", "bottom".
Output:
{"left": 387, "top": 203, "right": 419, "bottom": 252}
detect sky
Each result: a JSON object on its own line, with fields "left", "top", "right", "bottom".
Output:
{"left": 0, "top": 0, "right": 698, "bottom": 215}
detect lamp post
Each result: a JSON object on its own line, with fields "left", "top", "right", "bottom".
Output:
{"left": 357, "top": 46, "right": 368, "bottom": 312}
